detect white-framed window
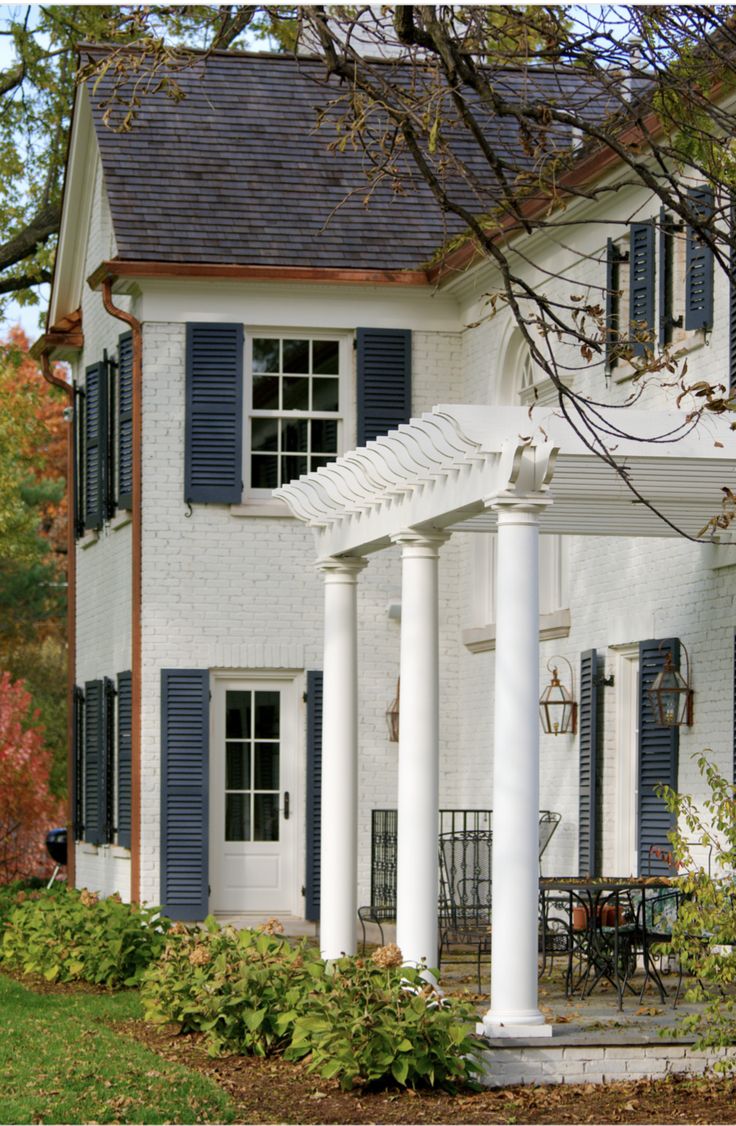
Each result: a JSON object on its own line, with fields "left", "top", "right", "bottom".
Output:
{"left": 245, "top": 330, "right": 353, "bottom": 497}
{"left": 469, "top": 533, "right": 568, "bottom": 626}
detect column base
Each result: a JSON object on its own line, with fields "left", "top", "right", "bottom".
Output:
{"left": 477, "top": 1009, "right": 553, "bottom": 1039}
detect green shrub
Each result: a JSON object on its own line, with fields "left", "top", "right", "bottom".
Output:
{"left": 0, "top": 885, "right": 170, "bottom": 987}
{"left": 659, "top": 754, "right": 736, "bottom": 1066}
{"left": 0, "top": 876, "right": 47, "bottom": 929}
{"left": 282, "top": 953, "right": 482, "bottom": 1091}
{"left": 141, "top": 917, "right": 323, "bottom": 1056}
{"left": 142, "top": 923, "right": 482, "bottom": 1090}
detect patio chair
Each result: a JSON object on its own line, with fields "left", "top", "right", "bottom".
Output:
{"left": 538, "top": 811, "right": 561, "bottom": 873}
{"left": 438, "top": 830, "right": 493, "bottom": 991}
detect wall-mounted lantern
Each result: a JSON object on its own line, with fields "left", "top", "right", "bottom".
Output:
{"left": 386, "top": 679, "right": 400, "bottom": 742}
{"left": 539, "top": 656, "right": 577, "bottom": 736}
{"left": 649, "top": 643, "right": 693, "bottom": 727}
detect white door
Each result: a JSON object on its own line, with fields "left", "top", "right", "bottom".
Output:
{"left": 210, "top": 677, "right": 296, "bottom": 914}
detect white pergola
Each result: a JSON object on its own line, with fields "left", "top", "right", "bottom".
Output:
{"left": 276, "top": 404, "right": 736, "bottom": 1038}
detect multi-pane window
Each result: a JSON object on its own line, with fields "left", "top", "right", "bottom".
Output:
{"left": 248, "top": 335, "right": 342, "bottom": 492}
{"left": 225, "top": 689, "right": 281, "bottom": 842}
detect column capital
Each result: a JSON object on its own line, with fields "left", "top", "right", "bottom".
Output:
{"left": 316, "top": 554, "right": 368, "bottom": 581}
{"left": 484, "top": 495, "right": 552, "bottom": 522}
{"left": 390, "top": 528, "right": 451, "bottom": 554}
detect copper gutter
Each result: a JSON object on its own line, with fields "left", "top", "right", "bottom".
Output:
{"left": 101, "top": 279, "right": 142, "bottom": 905}
{"left": 38, "top": 348, "right": 76, "bottom": 890}
{"left": 87, "top": 260, "right": 430, "bottom": 289}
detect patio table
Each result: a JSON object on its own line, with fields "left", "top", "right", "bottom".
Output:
{"left": 540, "top": 876, "right": 677, "bottom": 1010}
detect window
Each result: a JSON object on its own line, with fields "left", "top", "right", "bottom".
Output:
{"left": 246, "top": 332, "right": 349, "bottom": 495}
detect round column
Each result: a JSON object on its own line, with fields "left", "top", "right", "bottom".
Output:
{"left": 392, "top": 530, "right": 449, "bottom": 967}
{"left": 482, "top": 502, "right": 550, "bottom": 1036}
{"left": 318, "top": 555, "right": 366, "bottom": 960}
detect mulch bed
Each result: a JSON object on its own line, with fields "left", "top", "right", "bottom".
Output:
{"left": 119, "top": 1018, "right": 736, "bottom": 1124}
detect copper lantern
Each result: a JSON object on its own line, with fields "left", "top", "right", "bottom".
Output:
{"left": 539, "top": 656, "right": 577, "bottom": 736}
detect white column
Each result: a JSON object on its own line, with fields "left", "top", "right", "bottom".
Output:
{"left": 481, "top": 502, "right": 552, "bottom": 1037}
{"left": 392, "top": 531, "right": 449, "bottom": 967}
{"left": 317, "top": 555, "right": 366, "bottom": 960}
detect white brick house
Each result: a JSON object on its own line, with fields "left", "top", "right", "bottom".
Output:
{"left": 36, "top": 46, "right": 736, "bottom": 971}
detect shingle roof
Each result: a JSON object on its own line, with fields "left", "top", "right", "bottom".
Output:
{"left": 86, "top": 50, "right": 599, "bottom": 272}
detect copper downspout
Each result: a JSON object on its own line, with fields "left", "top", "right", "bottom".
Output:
{"left": 39, "top": 351, "right": 75, "bottom": 890}
{"left": 101, "top": 278, "right": 142, "bottom": 905}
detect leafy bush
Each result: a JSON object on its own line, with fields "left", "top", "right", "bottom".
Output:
{"left": 0, "top": 876, "right": 46, "bottom": 929}
{"left": 1, "top": 885, "right": 170, "bottom": 987}
{"left": 142, "top": 925, "right": 482, "bottom": 1090}
{"left": 142, "top": 917, "right": 323, "bottom": 1056}
{"left": 659, "top": 754, "right": 736, "bottom": 1065}
{"left": 283, "top": 951, "right": 482, "bottom": 1091}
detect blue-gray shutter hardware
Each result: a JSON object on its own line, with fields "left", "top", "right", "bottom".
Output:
{"left": 638, "top": 638, "right": 679, "bottom": 876}
{"left": 578, "top": 650, "right": 599, "bottom": 877}
{"left": 684, "top": 186, "right": 714, "bottom": 332}
{"left": 356, "top": 328, "right": 412, "bottom": 445}
{"left": 658, "top": 208, "right": 683, "bottom": 347}
{"left": 161, "top": 669, "right": 210, "bottom": 920}
{"left": 118, "top": 333, "right": 134, "bottom": 510}
{"left": 604, "top": 240, "right": 628, "bottom": 375}
{"left": 84, "top": 363, "right": 107, "bottom": 531}
{"left": 84, "top": 680, "right": 104, "bottom": 845}
{"left": 629, "top": 221, "right": 656, "bottom": 357}
{"left": 185, "top": 323, "right": 244, "bottom": 504}
{"left": 117, "top": 671, "right": 132, "bottom": 849}
{"left": 305, "top": 670, "right": 323, "bottom": 922}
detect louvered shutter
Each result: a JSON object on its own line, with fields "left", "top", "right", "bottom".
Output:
{"left": 73, "top": 387, "right": 85, "bottom": 539}
{"left": 117, "top": 671, "right": 132, "bottom": 849}
{"left": 185, "top": 323, "right": 244, "bottom": 504}
{"left": 356, "top": 328, "right": 411, "bottom": 445}
{"left": 84, "top": 680, "right": 104, "bottom": 845}
{"left": 629, "top": 222, "right": 655, "bottom": 357}
{"left": 638, "top": 638, "right": 679, "bottom": 875}
{"left": 161, "top": 669, "right": 209, "bottom": 920}
{"left": 73, "top": 686, "right": 85, "bottom": 839}
{"left": 84, "top": 363, "right": 107, "bottom": 530}
{"left": 578, "top": 650, "right": 599, "bottom": 876}
{"left": 684, "top": 186, "right": 714, "bottom": 332}
{"left": 605, "top": 240, "right": 620, "bottom": 375}
{"left": 118, "top": 333, "right": 134, "bottom": 510}
{"left": 103, "top": 678, "right": 115, "bottom": 844}
{"left": 305, "top": 670, "right": 323, "bottom": 922}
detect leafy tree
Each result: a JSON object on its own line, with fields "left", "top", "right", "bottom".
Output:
{"left": 0, "top": 670, "right": 63, "bottom": 883}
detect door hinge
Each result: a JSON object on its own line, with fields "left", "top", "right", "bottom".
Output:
{"left": 301, "top": 885, "right": 306, "bottom": 897}
{"left": 302, "top": 691, "right": 308, "bottom": 703}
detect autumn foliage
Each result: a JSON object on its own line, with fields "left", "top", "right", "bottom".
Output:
{"left": 0, "top": 670, "right": 64, "bottom": 882}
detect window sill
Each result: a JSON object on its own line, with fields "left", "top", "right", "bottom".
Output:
{"left": 462, "top": 608, "right": 571, "bottom": 653}
{"left": 702, "top": 538, "right": 736, "bottom": 570}
{"left": 230, "top": 498, "right": 293, "bottom": 518}
{"left": 79, "top": 530, "right": 99, "bottom": 550}
{"left": 110, "top": 511, "right": 132, "bottom": 531}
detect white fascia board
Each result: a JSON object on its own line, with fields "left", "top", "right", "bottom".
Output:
{"left": 136, "top": 277, "right": 462, "bottom": 333}
{"left": 49, "top": 86, "right": 98, "bottom": 328}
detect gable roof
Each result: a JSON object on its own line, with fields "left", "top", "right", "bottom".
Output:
{"left": 84, "top": 49, "right": 595, "bottom": 275}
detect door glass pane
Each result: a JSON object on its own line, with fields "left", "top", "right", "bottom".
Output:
{"left": 226, "top": 742, "right": 250, "bottom": 790}
{"left": 226, "top": 692, "right": 251, "bottom": 738}
{"left": 254, "top": 793, "right": 279, "bottom": 841}
{"left": 254, "top": 692, "right": 280, "bottom": 738}
{"left": 226, "top": 794, "right": 250, "bottom": 841}
{"left": 254, "top": 742, "right": 279, "bottom": 789}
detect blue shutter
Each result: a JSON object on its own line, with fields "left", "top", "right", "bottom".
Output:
{"left": 578, "top": 650, "right": 599, "bottom": 877}
{"left": 684, "top": 186, "right": 714, "bottom": 332}
{"left": 638, "top": 638, "right": 679, "bottom": 876}
{"left": 161, "top": 669, "right": 209, "bottom": 920}
{"left": 103, "top": 677, "right": 115, "bottom": 844}
{"left": 84, "top": 680, "right": 104, "bottom": 845}
{"left": 356, "top": 328, "right": 411, "bottom": 445}
{"left": 605, "top": 239, "right": 620, "bottom": 375}
{"left": 118, "top": 333, "right": 134, "bottom": 510}
{"left": 185, "top": 323, "right": 244, "bottom": 504}
{"left": 305, "top": 670, "right": 323, "bottom": 922}
{"left": 73, "top": 387, "right": 85, "bottom": 539}
{"left": 73, "top": 686, "right": 85, "bottom": 839}
{"left": 117, "top": 671, "right": 132, "bottom": 849}
{"left": 629, "top": 222, "right": 655, "bottom": 357}
{"left": 84, "top": 363, "right": 107, "bottom": 530}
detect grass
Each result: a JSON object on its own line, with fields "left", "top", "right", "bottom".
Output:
{"left": 0, "top": 973, "right": 235, "bottom": 1124}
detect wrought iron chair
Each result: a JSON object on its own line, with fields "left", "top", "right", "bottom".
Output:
{"left": 438, "top": 830, "right": 493, "bottom": 991}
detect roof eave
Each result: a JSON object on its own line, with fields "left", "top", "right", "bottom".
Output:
{"left": 87, "top": 259, "right": 430, "bottom": 290}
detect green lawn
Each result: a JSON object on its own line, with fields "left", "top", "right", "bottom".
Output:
{"left": 0, "top": 973, "right": 234, "bottom": 1124}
